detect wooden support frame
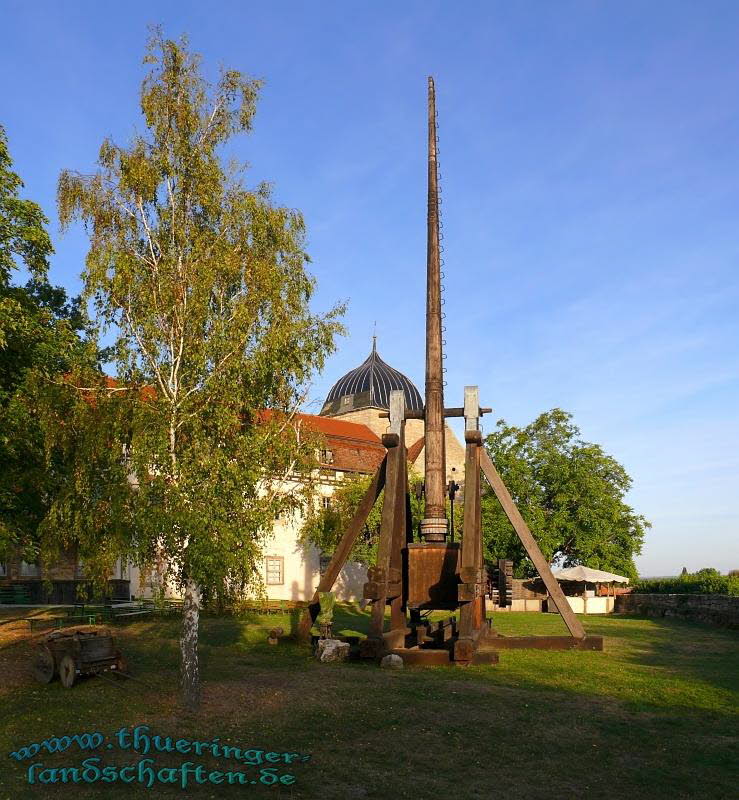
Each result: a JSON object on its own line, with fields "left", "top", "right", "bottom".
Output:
{"left": 454, "top": 386, "right": 488, "bottom": 663}
{"left": 298, "top": 77, "right": 601, "bottom": 666}
{"left": 481, "top": 635, "right": 603, "bottom": 651}
{"left": 363, "top": 390, "right": 409, "bottom": 657}
{"left": 299, "top": 391, "right": 590, "bottom": 657}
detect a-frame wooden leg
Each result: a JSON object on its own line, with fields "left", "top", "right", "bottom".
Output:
{"left": 297, "top": 455, "right": 387, "bottom": 642}
{"left": 364, "top": 434, "right": 406, "bottom": 654}
{"left": 454, "top": 387, "right": 487, "bottom": 663}
{"left": 388, "top": 443, "right": 407, "bottom": 635}
{"left": 475, "top": 463, "right": 486, "bottom": 631}
{"left": 479, "top": 449, "right": 586, "bottom": 639}
{"left": 362, "top": 391, "right": 408, "bottom": 657}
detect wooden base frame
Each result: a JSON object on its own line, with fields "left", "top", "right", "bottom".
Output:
{"left": 481, "top": 635, "right": 603, "bottom": 651}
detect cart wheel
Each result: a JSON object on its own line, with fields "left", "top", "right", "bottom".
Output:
{"left": 59, "top": 654, "right": 77, "bottom": 688}
{"left": 32, "top": 645, "right": 55, "bottom": 684}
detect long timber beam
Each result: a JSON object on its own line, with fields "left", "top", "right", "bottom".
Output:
{"left": 479, "top": 449, "right": 586, "bottom": 639}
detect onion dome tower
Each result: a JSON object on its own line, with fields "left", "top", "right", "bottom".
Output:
{"left": 320, "top": 338, "right": 423, "bottom": 418}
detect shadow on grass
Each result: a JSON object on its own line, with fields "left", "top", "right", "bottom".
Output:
{"left": 587, "top": 613, "right": 739, "bottom": 696}
{"left": 2, "top": 631, "right": 737, "bottom": 800}
{"left": 2, "top": 608, "right": 738, "bottom": 800}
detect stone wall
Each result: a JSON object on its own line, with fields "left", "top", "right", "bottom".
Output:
{"left": 615, "top": 593, "right": 739, "bottom": 629}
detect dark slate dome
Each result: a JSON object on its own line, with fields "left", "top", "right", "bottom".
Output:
{"left": 320, "top": 339, "right": 423, "bottom": 416}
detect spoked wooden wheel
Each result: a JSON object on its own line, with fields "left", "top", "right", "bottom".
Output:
{"left": 58, "top": 654, "right": 77, "bottom": 688}
{"left": 32, "top": 645, "right": 55, "bottom": 684}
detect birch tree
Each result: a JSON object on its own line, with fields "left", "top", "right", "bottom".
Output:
{"left": 56, "top": 32, "right": 342, "bottom": 709}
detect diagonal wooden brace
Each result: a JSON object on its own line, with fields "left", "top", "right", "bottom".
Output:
{"left": 297, "top": 455, "right": 387, "bottom": 642}
{"left": 479, "top": 449, "right": 586, "bottom": 639}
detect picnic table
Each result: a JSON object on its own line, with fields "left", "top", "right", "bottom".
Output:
{"left": 104, "top": 600, "right": 154, "bottom": 622}
{"left": 25, "top": 598, "right": 184, "bottom": 632}
{"left": 28, "top": 605, "right": 105, "bottom": 632}
{"left": 241, "top": 600, "right": 292, "bottom": 615}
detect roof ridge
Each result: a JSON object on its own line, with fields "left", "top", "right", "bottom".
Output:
{"left": 368, "top": 344, "right": 376, "bottom": 406}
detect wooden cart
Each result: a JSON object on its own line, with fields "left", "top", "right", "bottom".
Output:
{"left": 32, "top": 627, "right": 127, "bottom": 688}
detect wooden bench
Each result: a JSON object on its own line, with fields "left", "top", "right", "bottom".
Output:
{"left": 108, "top": 602, "right": 153, "bottom": 623}
{"left": 241, "top": 600, "right": 291, "bottom": 615}
{"left": 112, "top": 610, "right": 152, "bottom": 620}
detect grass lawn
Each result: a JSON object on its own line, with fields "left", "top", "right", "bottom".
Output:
{"left": 0, "top": 606, "right": 737, "bottom": 799}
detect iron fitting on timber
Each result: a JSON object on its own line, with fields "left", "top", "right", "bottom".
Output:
{"left": 420, "top": 517, "right": 448, "bottom": 542}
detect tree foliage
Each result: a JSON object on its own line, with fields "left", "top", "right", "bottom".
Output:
{"left": 0, "top": 126, "right": 52, "bottom": 288}
{"left": 53, "top": 30, "right": 343, "bottom": 708}
{"left": 482, "top": 409, "right": 648, "bottom": 580}
{"left": 300, "top": 469, "right": 462, "bottom": 566}
{"left": 0, "top": 125, "right": 89, "bottom": 563}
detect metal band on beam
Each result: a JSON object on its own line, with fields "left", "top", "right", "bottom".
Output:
{"left": 379, "top": 406, "right": 492, "bottom": 420}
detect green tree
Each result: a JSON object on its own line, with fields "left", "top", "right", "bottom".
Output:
{"left": 300, "top": 473, "right": 390, "bottom": 567}
{"left": 55, "top": 32, "right": 342, "bottom": 709}
{"left": 300, "top": 470, "right": 461, "bottom": 566}
{"left": 0, "top": 125, "right": 52, "bottom": 288}
{"left": 482, "top": 409, "right": 648, "bottom": 579}
{"left": 0, "top": 125, "right": 89, "bottom": 564}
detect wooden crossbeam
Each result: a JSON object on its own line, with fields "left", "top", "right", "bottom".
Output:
{"left": 479, "top": 449, "right": 586, "bottom": 640}
{"left": 378, "top": 406, "right": 492, "bottom": 420}
{"left": 481, "top": 635, "right": 603, "bottom": 651}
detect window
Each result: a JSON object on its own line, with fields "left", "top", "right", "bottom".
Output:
{"left": 0, "top": 563, "right": 6, "bottom": 577}
{"left": 320, "top": 449, "right": 334, "bottom": 464}
{"left": 321, "top": 496, "right": 332, "bottom": 510}
{"left": 265, "top": 556, "right": 284, "bottom": 586}
{"left": 20, "top": 561, "right": 40, "bottom": 577}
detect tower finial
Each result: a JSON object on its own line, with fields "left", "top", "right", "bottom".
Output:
{"left": 372, "top": 321, "right": 377, "bottom": 353}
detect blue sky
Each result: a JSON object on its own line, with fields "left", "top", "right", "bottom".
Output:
{"left": 2, "top": 1, "right": 737, "bottom": 575}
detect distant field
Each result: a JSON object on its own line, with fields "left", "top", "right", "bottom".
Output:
{"left": 1, "top": 607, "right": 737, "bottom": 799}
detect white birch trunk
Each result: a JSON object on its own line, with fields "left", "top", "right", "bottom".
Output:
{"left": 180, "top": 577, "right": 201, "bottom": 710}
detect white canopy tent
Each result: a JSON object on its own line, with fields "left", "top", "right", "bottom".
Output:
{"left": 552, "top": 566, "right": 629, "bottom": 584}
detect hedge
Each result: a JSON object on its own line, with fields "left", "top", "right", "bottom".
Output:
{"left": 633, "top": 573, "right": 739, "bottom": 596}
